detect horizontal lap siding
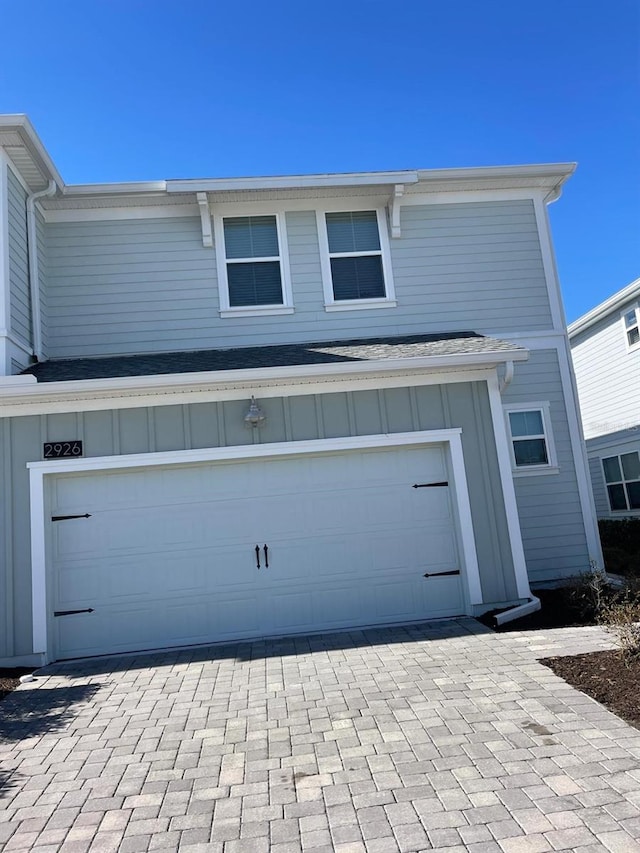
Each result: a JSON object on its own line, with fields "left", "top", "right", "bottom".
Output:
{"left": 7, "top": 168, "right": 31, "bottom": 348}
{"left": 0, "top": 383, "right": 515, "bottom": 658}
{"left": 589, "top": 457, "right": 609, "bottom": 518}
{"left": 503, "top": 349, "right": 590, "bottom": 581}
{"left": 46, "top": 200, "right": 552, "bottom": 358}
{"left": 571, "top": 311, "right": 640, "bottom": 440}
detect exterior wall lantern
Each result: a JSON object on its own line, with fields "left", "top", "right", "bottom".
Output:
{"left": 244, "top": 396, "right": 266, "bottom": 428}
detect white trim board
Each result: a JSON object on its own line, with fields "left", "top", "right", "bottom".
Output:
{"left": 29, "top": 428, "right": 482, "bottom": 660}
{"left": 0, "top": 358, "right": 523, "bottom": 418}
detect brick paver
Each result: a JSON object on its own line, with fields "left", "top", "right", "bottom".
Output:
{"left": 1, "top": 620, "right": 640, "bottom": 852}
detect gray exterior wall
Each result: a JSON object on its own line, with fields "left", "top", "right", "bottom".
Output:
{"left": 7, "top": 167, "right": 31, "bottom": 348}
{"left": 503, "top": 348, "right": 591, "bottom": 581}
{"left": 571, "top": 304, "right": 640, "bottom": 440}
{"left": 0, "top": 381, "right": 517, "bottom": 660}
{"left": 585, "top": 429, "right": 640, "bottom": 518}
{"left": 45, "top": 200, "right": 552, "bottom": 358}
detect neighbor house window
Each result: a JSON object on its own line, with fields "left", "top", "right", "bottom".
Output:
{"left": 602, "top": 452, "right": 640, "bottom": 512}
{"left": 215, "top": 213, "right": 293, "bottom": 316}
{"left": 504, "top": 404, "right": 556, "bottom": 473}
{"left": 318, "top": 209, "right": 396, "bottom": 310}
{"left": 622, "top": 307, "right": 640, "bottom": 349}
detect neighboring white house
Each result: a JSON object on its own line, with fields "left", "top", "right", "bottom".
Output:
{"left": 0, "top": 114, "right": 601, "bottom": 665}
{"left": 569, "top": 278, "right": 640, "bottom": 519}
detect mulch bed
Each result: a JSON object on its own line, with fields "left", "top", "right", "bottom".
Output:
{"left": 479, "top": 586, "right": 640, "bottom": 731}
{"left": 540, "top": 650, "right": 640, "bottom": 730}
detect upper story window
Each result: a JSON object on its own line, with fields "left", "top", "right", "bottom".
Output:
{"left": 215, "top": 213, "right": 293, "bottom": 317}
{"left": 602, "top": 452, "right": 640, "bottom": 512}
{"left": 504, "top": 403, "right": 557, "bottom": 475}
{"left": 622, "top": 306, "right": 640, "bottom": 350}
{"left": 317, "top": 208, "right": 396, "bottom": 311}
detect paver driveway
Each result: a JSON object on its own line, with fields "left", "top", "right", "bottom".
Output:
{"left": 1, "top": 619, "right": 640, "bottom": 853}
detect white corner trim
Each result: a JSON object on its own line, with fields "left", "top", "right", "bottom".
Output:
{"left": 555, "top": 337, "right": 605, "bottom": 569}
{"left": 486, "top": 373, "right": 532, "bottom": 600}
{"left": 0, "top": 152, "right": 10, "bottom": 338}
{"left": 447, "top": 434, "right": 482, "bottom": 604}
{"left": 196, "top": 193, "right": 213, "bottom": 247}
{"left": 533, "top": 195, "right": 568, "bottom": 333}
{"left": 30, "top": 467, "right": 47, "bottom": 653}
{"left": 389, "top": 184, "right": 404, "bottom": 238}
{"left": 29, "top": 427, "right": 485, "bottom": 660}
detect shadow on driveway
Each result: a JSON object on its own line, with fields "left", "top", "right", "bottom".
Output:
{"left": 0, "top": 684, "right": 101, "bottom": 744}
{"left": 37, "top": 618, "right": 489, "bottom": 680}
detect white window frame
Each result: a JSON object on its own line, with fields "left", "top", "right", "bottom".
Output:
{"left": 316, "top": 206, "right": 396, "bottom": 312}
{"left": 503, "top": 401, "right": 558, "bottom": 476}
{"left": 601, "top": 451, "right": 640, "bottom": 515}
{"left": 621, "top": 305, "right": 640, "bottom": 352}
{"left": 213, "top": 211, "right": 294, "bottom": 318}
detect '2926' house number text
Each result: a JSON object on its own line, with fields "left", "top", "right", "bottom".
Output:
{"left": 43, "top": 440, "right": 83, "bottom": 459}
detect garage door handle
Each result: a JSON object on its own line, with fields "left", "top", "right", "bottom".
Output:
{"left": 255, "top": 545, "right": 261, "bottom": 569}
{"left": 263, "top": 544, "right": 269, "bottom": 568}
{"left": 423, "top": 570, "right": 460, "bottom": 578}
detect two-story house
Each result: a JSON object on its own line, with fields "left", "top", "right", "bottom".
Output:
{"left": 569, "top": 278, "right": 640, "bottom": 519}
{"left": 0, "top": 114, "right": 601, "bottom": 665}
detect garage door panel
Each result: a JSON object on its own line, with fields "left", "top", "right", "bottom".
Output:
{"left": 50, "top": 443, "right": 468, "bottom": 659}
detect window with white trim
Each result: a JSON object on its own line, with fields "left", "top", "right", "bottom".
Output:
{"left": 602, "top": 452, "right": 640, "bottom": 512}
{"left": 215, "top": 213, "right": 293, "bottom": 315}
{"left": 622, "top": 306, "right": 640, "bottom": 350}
{"left": 504, "top": 404, "right": 556, "bottom": 472}
{"left": 318, "top": 209, "right": 396, "bottom": 310}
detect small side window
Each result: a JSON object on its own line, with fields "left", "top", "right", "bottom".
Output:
{"left": 622, "top": 307, "right": 640, "bottom": 349}
{"left": 504, "top": 404, "right": 557, "bottom": 474}
{"left": 602, "top": 452, "right": 640, "bottom": 512}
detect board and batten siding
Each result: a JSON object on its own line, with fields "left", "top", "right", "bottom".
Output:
{"left": 571, "top": 307, "right": 640, "bottom": 440}
{"left": 0, "top": 381, "right": 517, "bottom": 660}
{"left": 45, "top": 200, "right": 553, "bottom": 358}
{"left": 503, "top": 348, "right": 591, "bottom": 580}
{"left": 7, "top": 167, "right": 31, "bottom": 348}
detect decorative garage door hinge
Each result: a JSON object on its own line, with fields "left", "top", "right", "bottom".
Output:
{"left": 54, "top": 608, "right": 95, "bottom": 616}
{"left": 51, "top": 513, "right": 92, "bottom": 522}
{"left": 423, "top": 570, "right": 461, "bottom": 578}
{"left": 412, "top": 482, "right": 448, "bottom": 488}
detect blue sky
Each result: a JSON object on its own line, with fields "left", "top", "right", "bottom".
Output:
{"left": 1, "top": 0, "right": 638, "bottom": 322}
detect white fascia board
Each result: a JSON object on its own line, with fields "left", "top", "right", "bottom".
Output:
{"left": 416, "top": 162, "right": 576, "bottom": 185}
{"left": 63, "top": 181, "right": 168, "bottom": 196}
{"left": 568, "top": 277, "right": 640, "bottom": 339}
{"left": 0, "top": 114, "right": 65, "bottom": 189}
{"left": 0, "top": 350, "right": 527, "bottom": 415}
{"left": 166, "top": 171, "right": 420, "bottom": 193}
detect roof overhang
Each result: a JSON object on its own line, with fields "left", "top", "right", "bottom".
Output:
{"left": 568, "top": 277, "right": 640, "bottom": 339}
{"left": 0, "top": 348, "right": 528, "bottom": 417}
{"left": 0, "top": 114, "right": 64, "bottom": 192}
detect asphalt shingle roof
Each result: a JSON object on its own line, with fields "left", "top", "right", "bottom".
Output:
{"left": 22, "top": 332, "right": 525, "bottom": 383}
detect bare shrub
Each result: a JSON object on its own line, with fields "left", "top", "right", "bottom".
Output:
{"left": 562, "top": 565, "right": 612, "bottom": 622}
{"left": 599, "top": 586, "right": 640, "bottom": 666}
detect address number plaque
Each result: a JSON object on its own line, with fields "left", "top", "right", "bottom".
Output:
{"left": 43, "top": 440, "right": 84, "bottom": 459}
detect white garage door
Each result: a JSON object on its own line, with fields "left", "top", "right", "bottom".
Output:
{"left": 48, "top": 444, "right": 465, "bottom": 659}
